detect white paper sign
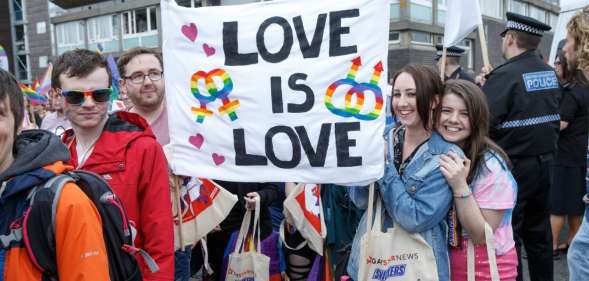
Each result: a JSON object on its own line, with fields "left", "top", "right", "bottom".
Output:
{"left": 162, "top": 0, "right": 389, "bottom": 183}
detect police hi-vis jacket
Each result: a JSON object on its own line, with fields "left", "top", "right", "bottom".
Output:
{"left": 482, "top": 50, "right": 561, "bottom": 157}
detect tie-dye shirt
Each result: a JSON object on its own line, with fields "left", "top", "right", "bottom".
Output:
{"left": 466, "top": 150, "right": 518, "bottom": 255}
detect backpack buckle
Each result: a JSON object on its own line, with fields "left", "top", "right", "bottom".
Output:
{"left": 0, "top": 227, "right": 23, "bottom": 248}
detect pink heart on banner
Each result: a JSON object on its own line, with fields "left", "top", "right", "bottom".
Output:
{"left": 212, "top": 153, "right": 225, "bottom": 166}
{"left": 181, "top": 23, "right": 198, "bottom": 42}
{"left": 188, "top": 134, "right": 204, "bottom": 149}
{"left": 203, "top": 43, "right": 216, "bottom": 57}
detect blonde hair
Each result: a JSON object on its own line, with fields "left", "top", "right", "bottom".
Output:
{"left": 567, "top": 7, "right": 589, "bottom": 70}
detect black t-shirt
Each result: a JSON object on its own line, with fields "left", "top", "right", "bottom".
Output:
{"left": 556, "top": 82, "right": 589, "bottom": 167}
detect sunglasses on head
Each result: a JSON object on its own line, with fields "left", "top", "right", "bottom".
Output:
{"left": 61, "top": 88, "right": 112, "bottom": 105}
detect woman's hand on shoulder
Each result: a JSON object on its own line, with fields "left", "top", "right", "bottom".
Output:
{"left": 439, "top": 151, "right": 471, "bottom": 193}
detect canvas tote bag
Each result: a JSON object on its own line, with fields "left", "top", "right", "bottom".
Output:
{"left": 281, "top": 183, "right": 327, "bottom": 255}
{"left": 225, "top": 199, "right": 270, "bottom": 281}
{"left": 466, "top": 223, "right": 500, "bottom": 281}
{"left": 357, "top": 183, "right": 439, "bottom": 281}
{"left": 171, "top": 177, "right": 238, "bottom": 250}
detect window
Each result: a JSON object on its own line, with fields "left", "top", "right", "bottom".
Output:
{"left": 389, "top": 31, "right": 400, "bottom": 43}
{"left": 410, "top": 0, "right": 432, "bottom": 24}
{"left": 122, "top": 7, "right": 158, "bottom": 35}
{"left": 221, "top": 0, "right": 271, "bottom": 4}
{"left": 509, "top": 0, "right": 527, "bottom": 16}
{"left": 479, "top": 0, "right": 502, "bottom": 19}
{"left": 543, "top": 0, "right": 559, "bottom": 5}
{"left": 14, "top": 24, "right": 26, "bottom": 53}
{"left": 15, "top": 25, "right": 25, "bottom": 42}
{"left": 122, "top": 7, "right": 159, "bottom": 50}
{"left": 549, "top": 13, "right": 558, "bottom": 30}
{"left": 177, "top": 0, "right": 203, "bottom": 7}
{"left": 390, "top": 0, "right": 400, "bottom": 21}
{"left": 411, "top": 31, "right": 432, "bottom": 45}
{"left": 12, "top": 0, "right": 23, "bottom": 21}
{"left": 55, "top": 21, "right": 86, "bottom": 55}
{"left": 529, "top": 6, "right": 547, "bottom": 24}
{"left": 16, "top": 54, "right": 29, "bottom": 82}
{"left": 436, "top": 0, "right": 446, "bottom": 26}
{"left": 88, "top": 15, "right": 119, "bottom": 53}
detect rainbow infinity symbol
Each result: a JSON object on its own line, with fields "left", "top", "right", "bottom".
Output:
{"left": 324, "top": 57, "right": 384, "bottom": 121}
{"left": 190, "top": 68, "right": 240, "bottom": 123}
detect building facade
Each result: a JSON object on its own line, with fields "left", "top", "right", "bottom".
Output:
{"left": 8, "top": 0, "right": 560, "bottom": 83}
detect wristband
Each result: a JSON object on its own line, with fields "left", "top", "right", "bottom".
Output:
{"left": 453, "top": 190, "right": 472, "bottom": 199}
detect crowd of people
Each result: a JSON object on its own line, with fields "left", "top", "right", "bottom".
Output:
{"left": 1, "top": 7, "right": 589, "bottom": 281}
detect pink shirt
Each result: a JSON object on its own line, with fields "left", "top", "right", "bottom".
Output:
{"left": 150, "top": 105, "right": 170, "bottom": 146}
{"left": 466, "top": 152, "right": 518, "bottom": 255}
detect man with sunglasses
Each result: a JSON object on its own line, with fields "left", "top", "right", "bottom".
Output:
{"left": 118, "top": 47, "right": 169, "bottom": 145}
{"left": 52, "top": 49, "right": 174, "bottom": 280}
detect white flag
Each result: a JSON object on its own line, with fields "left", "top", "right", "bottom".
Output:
{"left": 443, "top": 0, "right": 483, "bottom": 47}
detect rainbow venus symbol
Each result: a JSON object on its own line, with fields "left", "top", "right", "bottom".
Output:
{"left": 190, "top": 68, "right": 240, "bottom": 123}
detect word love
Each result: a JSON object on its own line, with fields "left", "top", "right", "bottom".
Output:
{"left": 223, "top": 9, "right": 359, "bottom": 65}
{"left": 234, "top": 122, "right": 362, "bottom": 169}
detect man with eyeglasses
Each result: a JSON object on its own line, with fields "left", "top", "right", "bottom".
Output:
{"left": 118, "top": 47, "right": 169, "bottom": 145}
{"left": 52, "top": 49, "right": 174, "bottom": 280}
{"left": 117, "top": 47, "right": 201, "bottom": 280}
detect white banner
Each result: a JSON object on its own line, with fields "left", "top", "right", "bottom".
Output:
{"left": 162, "top": 0, "right": 389, "bottom": 183}
{"left": 443, "top": 0, "right": 482, "bottom": 48}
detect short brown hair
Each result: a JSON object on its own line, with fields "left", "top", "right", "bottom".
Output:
{"left": 0, "top": 69, "right": 24, "bottom": 134}
{"left": 391, "top": 64, "right": 443, "bottom": 130}
{"left": 52, "top": 49, "right": 111, "bottom": 89}
{"left": 567, "top": 7, "right": 589, "bottom": 71}
{"left": 117, "top": 47, "right": 163, "bottom": 77}
{"left": 507, "top": 30, "right": 541, "bottom": 51}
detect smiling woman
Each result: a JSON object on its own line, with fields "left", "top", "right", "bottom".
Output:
{"left": 435, "top": 80, "right": 518, "bottom": 281}
{"left": 347, "top": 64, "right": 463, "bottom": 281}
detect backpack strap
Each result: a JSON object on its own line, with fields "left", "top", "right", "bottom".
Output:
{"left": 21, "top": 174, "right": 74, "bottom": 277}
{"left": 1, "top": 175, "right": 69, "bottom": 249}
{"left": 46, "top": 174, "right": 75, "bottom": 235}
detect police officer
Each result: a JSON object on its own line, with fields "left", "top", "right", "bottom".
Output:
{"left": 478, "top": 12, "right": 559, "bottom": 281}
{"left": 435, "top": 44, "right": 475, "bottom": 83}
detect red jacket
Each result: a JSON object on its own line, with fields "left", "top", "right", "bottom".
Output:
{"left": 63, "top": 112, "right": 174, "bottom": 280}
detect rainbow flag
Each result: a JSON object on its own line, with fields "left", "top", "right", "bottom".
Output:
{"left": 106, "top": 54, "right": 120, "bottom": 101}
{"left": 0, "top": 44, "right": 8, "bottom": 71}
{"left": 20, "top": 83, "right": 47, "bottom": 106}
{"left": 36, "top": 63, "right": 52, "bottom": 98}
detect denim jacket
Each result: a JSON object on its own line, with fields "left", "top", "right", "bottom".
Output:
{"left": 347, "top": 127, "right": 463, "bottom": 281}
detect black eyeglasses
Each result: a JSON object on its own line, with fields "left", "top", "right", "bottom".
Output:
{"left": 60, "top": 88, "right": 112, "bottom": 105}
{"left": 124, "top": 71, "right": 164, "bottom": 84}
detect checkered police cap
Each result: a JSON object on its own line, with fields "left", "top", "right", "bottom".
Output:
{"left": 501, "top": 12, "right": 551, "bottom": 37}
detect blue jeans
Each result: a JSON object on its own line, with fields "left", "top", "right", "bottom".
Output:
{"left": 175, "top": 246, "right": 192, "bottom": 281}
{"left": 568, "top": 207, "right": 589, "bottom": 281}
